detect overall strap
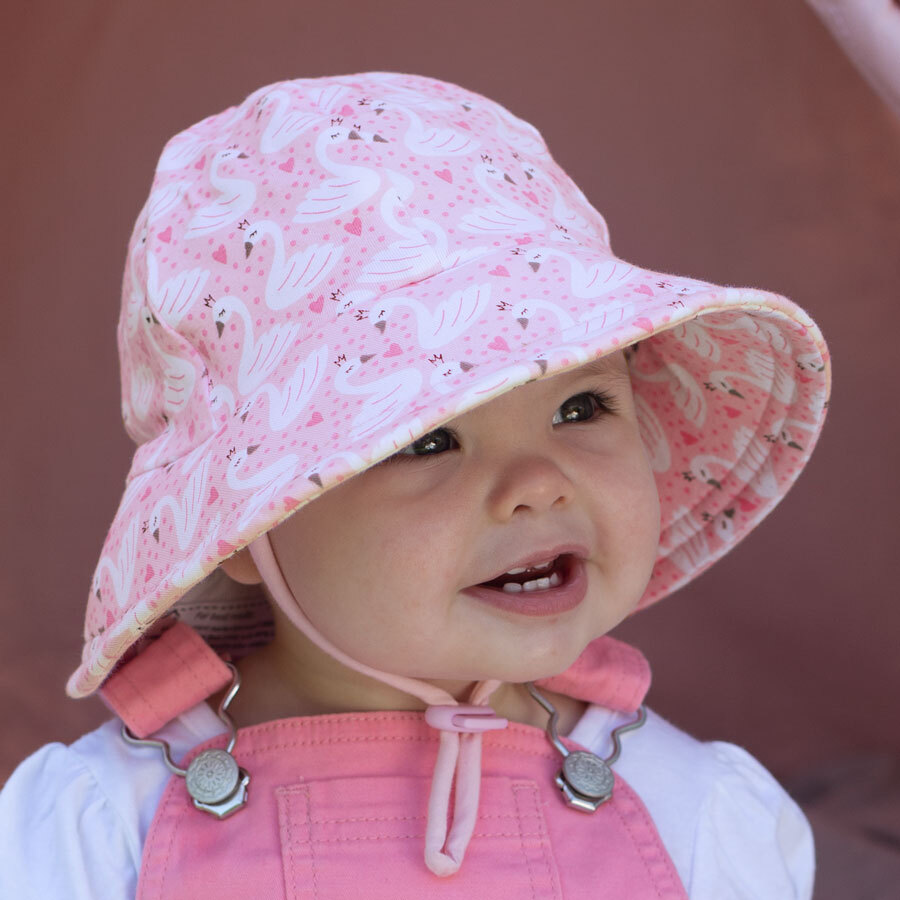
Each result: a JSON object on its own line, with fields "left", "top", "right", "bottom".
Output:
{"left": 98, "top": 621, "right": 231, "bottom": 738}
{"left": 534, "top": 635, "right": 651, "bottom": 713}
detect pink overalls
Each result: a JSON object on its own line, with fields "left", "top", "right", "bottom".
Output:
{"left": 101, "top": 623, "right": 688, "bottom": 898}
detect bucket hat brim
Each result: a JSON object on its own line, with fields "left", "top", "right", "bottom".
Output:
{"left": 68, "top": 240, "right": 830, "bottom": 699}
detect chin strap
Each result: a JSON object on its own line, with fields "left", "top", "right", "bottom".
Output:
{"left": 246, "top": 532, "right": 508, "bottom": 877}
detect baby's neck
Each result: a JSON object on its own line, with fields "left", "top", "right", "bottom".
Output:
{"left": 207, "top": 641, "right": 588, "bottom": 738}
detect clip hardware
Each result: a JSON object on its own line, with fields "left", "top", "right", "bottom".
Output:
{"left": 120, "top": 661, "right": 250, "bottom": 819}
{"left": 525, "top": 681, "right": 646, "bottom": 813}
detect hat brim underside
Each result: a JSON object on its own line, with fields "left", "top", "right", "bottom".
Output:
{"left": 69, "top": 248, "right": 830, "bottom": 698}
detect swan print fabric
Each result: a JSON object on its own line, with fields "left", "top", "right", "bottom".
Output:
{"left": 68, "top": 71, "right": 831, "bottom": 698}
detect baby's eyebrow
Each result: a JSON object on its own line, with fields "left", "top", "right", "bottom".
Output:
{"left": 567, "top": 356, "right": 631, "bottom": 384}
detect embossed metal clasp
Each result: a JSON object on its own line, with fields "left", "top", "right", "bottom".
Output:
{"left": 524, "top": 682, "right": 646, "bottom": 813}
{"left": 120, "top": 661, "right": 250, "bottom": 819}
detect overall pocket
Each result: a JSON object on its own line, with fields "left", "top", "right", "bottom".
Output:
{"left": 276, "top": 773, "right": 563, "bottom": 899}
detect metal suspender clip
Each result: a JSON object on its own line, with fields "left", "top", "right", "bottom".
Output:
{"left": 525, "top": 681, "right": 646, "bottom": 813}
{"left": 120, "top": 661, "right": 250, "bottom": 819}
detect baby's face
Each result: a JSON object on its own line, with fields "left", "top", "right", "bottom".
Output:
{"left": 267, "top": 349, "right": 660, "bottom": 684}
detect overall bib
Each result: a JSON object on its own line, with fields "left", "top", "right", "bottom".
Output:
{"left": 101, "top": 623, "right": 688, "bottom": 899}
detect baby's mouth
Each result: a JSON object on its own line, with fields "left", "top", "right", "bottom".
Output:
{"left": 477, "top": 554, "right": 572, "bottom": 593}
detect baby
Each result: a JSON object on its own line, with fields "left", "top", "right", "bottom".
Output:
{"left": 0, "top": 72, "right": 831, "bottom": 899}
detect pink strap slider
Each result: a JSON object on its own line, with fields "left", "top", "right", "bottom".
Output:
{"left": 425, "top": 704, "right": 509, "bottom": 733}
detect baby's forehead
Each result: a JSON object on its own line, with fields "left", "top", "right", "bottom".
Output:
{"left": 540, "top": 350, "right": 632, "bottom": 390}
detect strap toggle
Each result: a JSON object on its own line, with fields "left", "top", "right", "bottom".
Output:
{"left": 424, "top": 704, "right": 508, "bottom": 733}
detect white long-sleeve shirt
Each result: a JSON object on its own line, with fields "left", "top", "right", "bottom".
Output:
{"left": 0, "top": 702, "right": 814, "bottom": 898}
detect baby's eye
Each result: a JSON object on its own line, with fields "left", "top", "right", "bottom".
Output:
{"left": 393, "top": 427, "right": 460, "bottom": 458}
{"left": 551, "top": 390, "right": 612, "bottom": 425}
{"left": 387, "top": 390, "right": 615, "bottom": 461}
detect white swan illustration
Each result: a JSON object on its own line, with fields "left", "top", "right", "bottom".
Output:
{"left": 334, "top": 354, "right": 423, "bottom": 440}
{"left": 526, "top": 247, "right": 636, "bottom": 300}
{"left": 509, "top": 297, "right": 577, "bottom": 333}
{"left": 146, "top": 251, "right": 210, "bottom": 328}
{"left": 358, "top": 170, "right": 446, "bottom": 284}
{"left": 629, "top": 361, "right": 708, "bottom": 429}
{"left": 186, "top": 148, "right": 257, "bottom": 237}
{"left": 168, "top": 513, "right": 223, "bottom": 592}
{"left": 687, "top": 424, "right": 779, "bottom": 499}
{"left": 250, "top": 343, "right": 328, "bottom": 431}
{"left": 93, "top": 517, "right": 140, "bottom": 609}
{"left": 293, "top": 125, "right": 382, "bottom": 222}
{"left": 371, "top": 99, "right": 480, "bottom": 156}
{"left": 140, "top": 305, "right": 197, "bottom": 417}
{"left": 373, "top": 281, "right": 492, "bottom": 349}
{"left": 146, "top": 453, "right": 210, "bottom": 549}
{"left": 243, "top": 220, "right": 340, "bottom": 310}
{"left": 158, "top": 132, "right": 208, "bottom": 172}
{"left": 702, "top": 311, "right": 792, "bottom": 355}
{"left": 256, "top": 88, "right": 324, "bottom": 153}
{"left": 225, "top": 444, "right": 300, "bottom": 532}
{"left": 483, "top": 102, "right": 548, "bottom": 158}
{"left": 147, "top": 180, "right": 190, "bottom": 222}
{"left": 128, "top": 365, "right": 155, "bottom": 427}
{"left": 511, "top": 157, "right": 610, "bottom": 243}
{"left": 657, "top": 505, "right": 735, "bottom": 576}
{"left": 211, "top": 296, "right": 300, "bottom": 396}
{"left": 669, "top": 320, "right": 722, "bottom": 362}
{"left": 459, "top": 161, "right": 547, "bottom": 234}
{"left": 708, "top": 347, "right": 797, "bottom": 406}
{"left": 158, "top": 103, "right": 245, "bottom": 171}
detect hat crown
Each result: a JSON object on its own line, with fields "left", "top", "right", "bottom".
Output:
{"left": 119, "top": 73, "right": 612, "bottom": 475}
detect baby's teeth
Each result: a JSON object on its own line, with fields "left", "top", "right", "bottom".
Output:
{"left": 501, "top": 571, "right": 562, "bottom": 593}
{"left": 504, "top": 559, "right": 554, "bottom": 576}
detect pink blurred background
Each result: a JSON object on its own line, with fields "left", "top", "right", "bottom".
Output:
{"left": 3, "top": 1, "right": 899, "bottom": 895}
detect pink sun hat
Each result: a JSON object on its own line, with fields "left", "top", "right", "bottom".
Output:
{"left": 67, "top": 70, "right": 831, "bottom": 700}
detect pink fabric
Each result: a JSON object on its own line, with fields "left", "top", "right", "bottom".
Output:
{"left": 97, "top": 621, "right": 231, "bottom": 739}
{"left": 133, "top": 632, "right": 685, "bottom": 899}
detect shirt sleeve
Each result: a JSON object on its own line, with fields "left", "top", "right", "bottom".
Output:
{"left": 687, "top": 740, "right": 815, "bottom": 900}
{"left": 0, "top": 742, "right": 140, "bottom": 900}
{"left": 569, "top": 704, "right": 815, "bottom": 899}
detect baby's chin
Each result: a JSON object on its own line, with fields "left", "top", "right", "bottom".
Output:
{"left": 417, "top": 637, "right": 596, "bottom": 687}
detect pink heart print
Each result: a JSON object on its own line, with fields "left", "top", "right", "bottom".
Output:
{"left": 344, "top": 217, "right": 362, "bottom": 236}
{"left": 488, "top": 336, "right": 510, "bottom": 352}
{"left": 212, "top": 244, "right": 227, "bottom": 264}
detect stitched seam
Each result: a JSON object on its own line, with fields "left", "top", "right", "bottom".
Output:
{"left": 305, "top": 787, "right": 319, "bottom": 900}
{"left": 309, "top": 811, "right": 520, "bottom": 825}
{"left": 139, "top": 777, "right": 182, "bottom": 899}
{"left": 516, "top": 781, "right": 562, "bottom": 899}
{"left": 511, "top": 784, "right": 539, "bottom": 900}
{"left": 612, "top": 779, "right": 686, "bottom": 898}
{"left": 300, "top": 831, "right": 544, "bottom": 843}
{"left": 110, "top": 629, "right": 225, "bottom": 730}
